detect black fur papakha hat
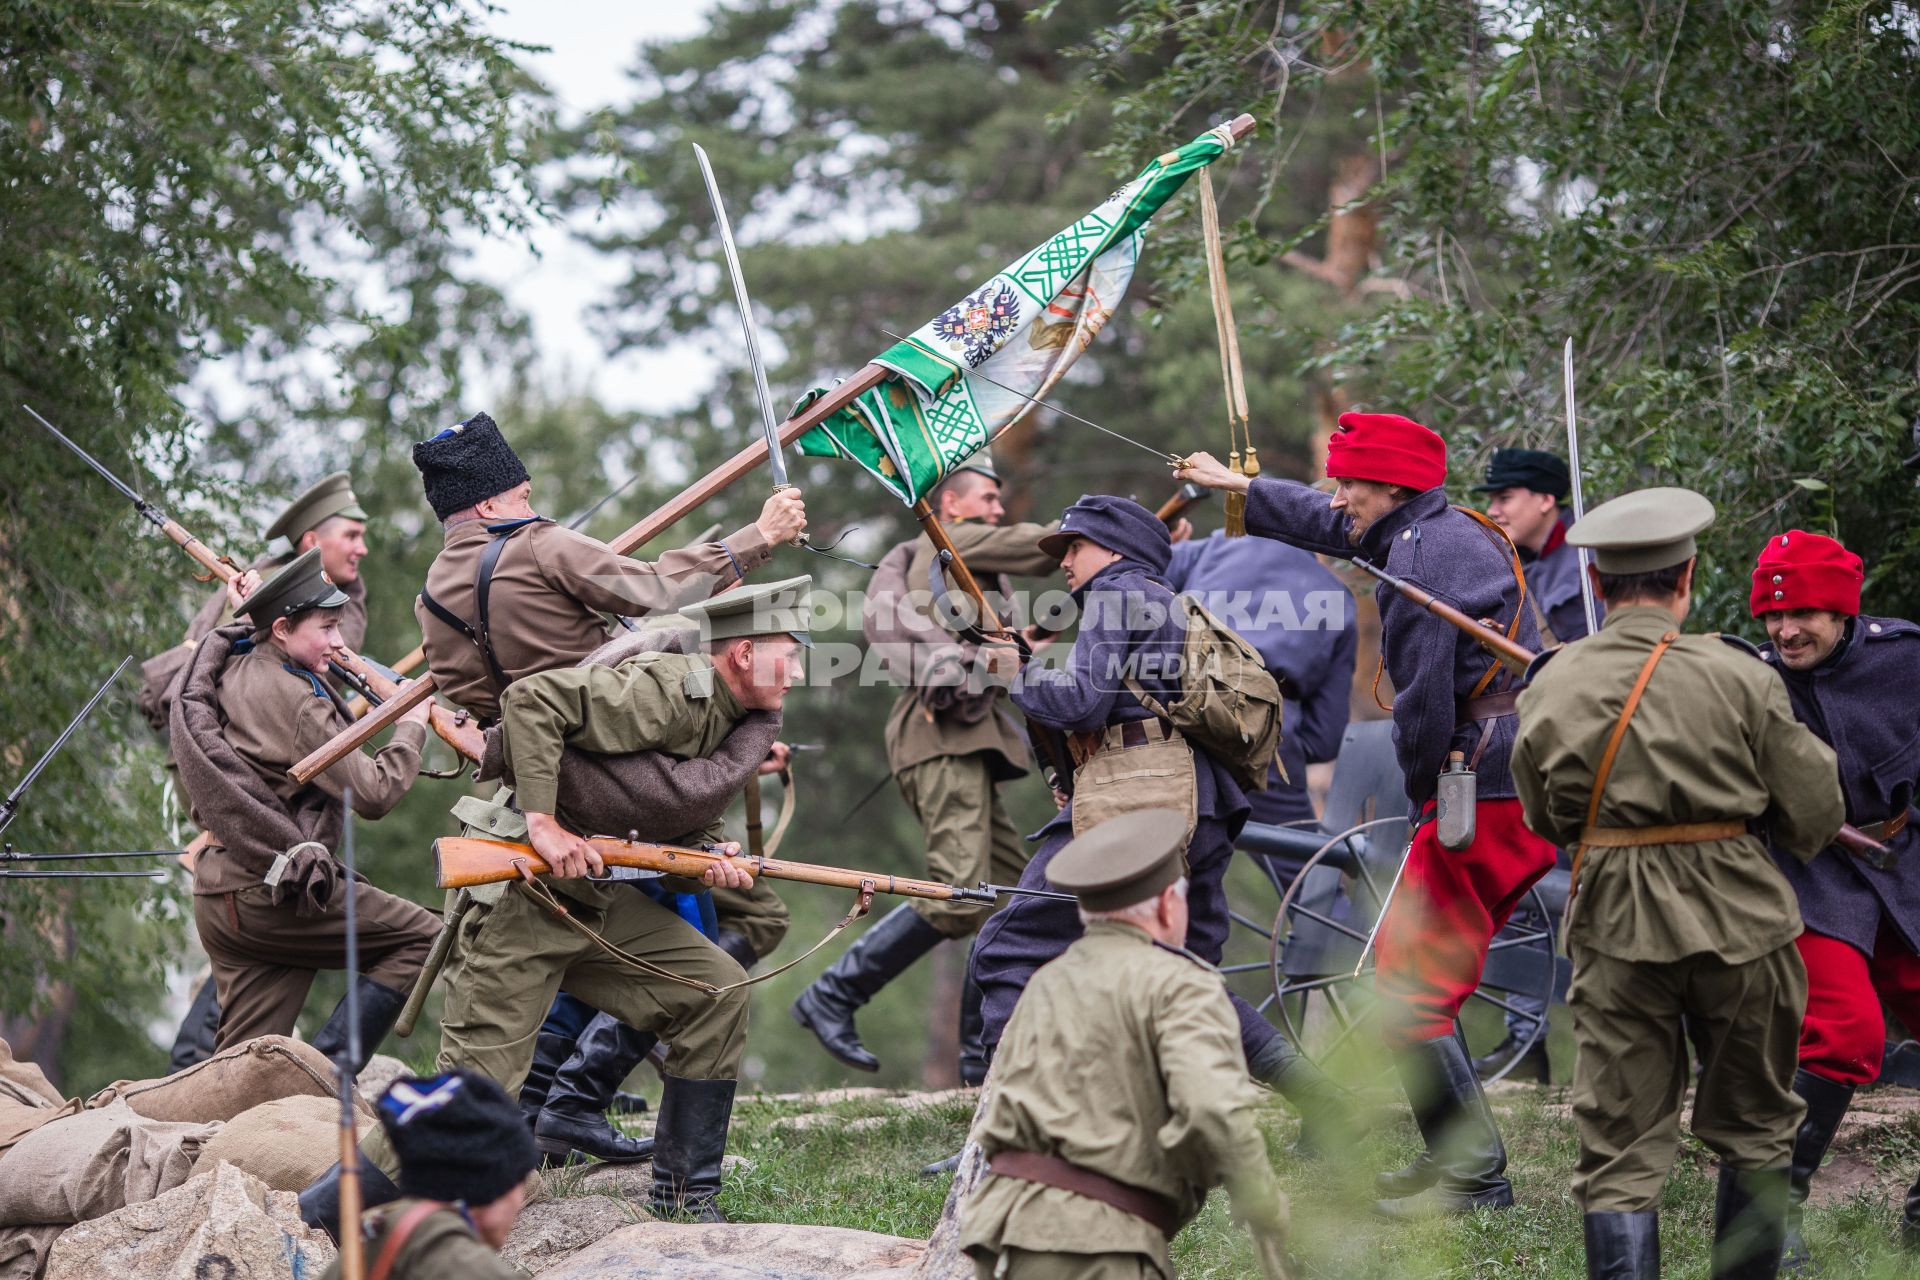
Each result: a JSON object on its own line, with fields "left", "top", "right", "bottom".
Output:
{"left": 377, "top": 1070, "right": 537, "bottom": 1206}
{"left": 412, "top": 412, "right": 531, "bottom": 520}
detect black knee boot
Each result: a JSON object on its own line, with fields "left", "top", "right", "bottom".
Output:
{"left": 168, "top": 976, "right": 222, "bottom": 1073}
{"left": 715, "top": 929, "right": 759, "bottom": 970}
{"left": 1584, "top": 1211, "right": 1659, "bottom": 1279}
{"left": 1782, "top": 1069, "right": 1853, "bottom": 1272}
{"left": 535, "top": 1013, "right": 657, "bottom": 1165}
{"left": 297, "top": 1158, "right": 401, "bottom": 1240}
{"left": 310, "top": 977, "right": 407, "bottom": 1076}
{"left": 1901, "top": 1167, "right": 1920, "bottom": 1251}
{"left": 1713, "top": 1165, "right": 1788, "bottom": 1279}
{"left": 648, "top": 1076, "right": 736, "bottom": 1222}
{"left": 957, "top": 965, "right": 989, "bottom": 1087}
{"left": 790, "top": 905, "right": 945, "bottom": 1072}
{"left": 1246, "top": 1032, "right": 1360, "bottom": 1158}
{"left": 1373, "top": 1035, "right": 1513, "bottom": 1221}
{"left": 518, "top": 1021, "right": 577, "bottom": 1126}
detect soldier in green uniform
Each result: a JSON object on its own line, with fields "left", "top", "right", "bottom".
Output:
{"left": 962, "top": 809, "right": 1290, "bottom": 1280}
{"left": 1510, "top": 488, "right": 1848, "bottom": 1280}
{"left": 794, "top": 460, "right": 1058, "bottom": 1080}
{"left": 321, "top": 1071, "right": 539, "bottom": 1280}
{"left": 303, "top": 576, "right": 813, "bottom": 1232}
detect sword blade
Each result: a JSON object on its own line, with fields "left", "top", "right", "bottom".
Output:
{"left": 1562, "top": 338, "right": 1600, "bottom": 636}
{"left": 1, "top": 850, "right": 185, "bottom": 861}
{"left": 692, "top": 143, "right": 788, "bottom": 487}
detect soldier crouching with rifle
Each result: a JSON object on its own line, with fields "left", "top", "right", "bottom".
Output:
{"left": 304, "top": 576, "right": 813, "bottom": 1231}
{"left": 170, "top": 550, "right": 440, "bottom": 1062}
{"left": 1179, "top": 414, "right": 1559, "bottom": 1219}
{"left": 1511, "top": 489, "right": 1847, "bottom": 1280}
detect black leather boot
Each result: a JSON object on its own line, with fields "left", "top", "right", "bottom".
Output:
{"left": 1712, "top": 1165, "right": 1788, "bottom": 1279}
{"left": 298, "top": 1158, "right": 401, "bottom": 1240}
{"left": 167, "top": 976, "right": 222, "bottom": 1073}
{"left": 1373, "top": 1035, "right": 1514, "bottom": 1220}
{"left": 957, "top": 966, "right": 989, "bottom": 1087}
{"left": 716, "top": 929, "right": 759, "bottom": 970}
{"left": 1584, "top": 1211, "right": 1659, "bottom": 1279}
{"left": 1247, "top": 1032, "right": 1361, "bottom": 1158}
{"left": 1901, "top": 1167, "right": 1920, "bottom": 1251}
{"left": 518, "top": 1021, "right": 577, "bottom": 1126}
{"left": 790, "top": 904, "right": 945, "bottom": 1072}
{"left": 1782, "top": 1069, "right": 1853, "bottom": 1272}
{"left": 648, "top": 1076, "right": 736, "bottom": 1222}
{"left": 310, "top": 977, "right": 408, "bottom": 1076}
{"left": 1472, "top": 1029, "right": 1551, "bottom": 1083}
{"left": 534, "top": 1013, "right": 657, "bottom": 1166}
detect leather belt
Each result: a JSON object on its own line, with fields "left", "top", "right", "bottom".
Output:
{"left": 1579, "top": 820, "right": 1746, "bottom": 847}
{"left": 1458, "top": 691, "right": 1520, "bottom": 723}
{"left": 1068, "top": 717, "right": 1174, "bottom": 768}
{"left": 988, "top": 1151, "right": 1179, "bottom": 1237}
{"left": 1858, "top": 812, "right": 1910, "bottom": 844}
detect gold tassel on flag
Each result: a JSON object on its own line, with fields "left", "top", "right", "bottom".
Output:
{"left": 1199, "top": 168, "right": 1252, "bottom": 535}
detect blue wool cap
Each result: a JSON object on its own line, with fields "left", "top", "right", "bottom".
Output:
{"left": 1036, "top": 494, "right": 1171, "bottom": 576}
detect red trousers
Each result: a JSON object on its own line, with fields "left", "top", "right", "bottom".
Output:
{"left": 1374, "top": 798, "right": 1559, "bottom": 1050}
{"left": 1795, "top": 920, "right": 1920, "bottom": 1086}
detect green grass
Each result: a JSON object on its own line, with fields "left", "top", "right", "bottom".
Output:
{"left": 633, "top": 1085, "right": 1920, "bottom": 1278}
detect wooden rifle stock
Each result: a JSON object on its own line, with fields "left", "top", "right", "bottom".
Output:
{"left": 1350, "top": 557, "right": 1537, "bottom": 676}
{"left": 434, "top": 834, "right": 1003, "bottom": 903}
{"left": 1154, "top": 482, "right": 1213, "bottom": 525}
{"left": 289, "top": 364, "right": 891, "bottom": 785}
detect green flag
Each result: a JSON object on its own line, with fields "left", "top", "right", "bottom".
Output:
{"left": 795, "top": 123, "right": 1242, "bottom": 504}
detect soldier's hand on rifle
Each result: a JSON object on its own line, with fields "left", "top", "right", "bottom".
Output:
{"left": 396, "top": 686, "right": 433, "bottom": 728}
{"left": 526, "top": 811, "right": 602, "bottom": 879}
{"left": 757, "top": 488, "right": 807, "bottom": 546}
{"left": 981, "top": 641, "right": 1023, "bottom": 683}
{"left": 1173, "top": 451, "right": 1250, "bottom": 495}
{"left": 759, "top": 741, "right": 793, "bottom": 775}
{"left": 225, "top": 568, "right": 262, "bottom": 613}
{"left": 1168, "top": 517, "right": 1194, "bottom": 544}
{"left": 700, "top": 842, "right": 755, "bottom": 890}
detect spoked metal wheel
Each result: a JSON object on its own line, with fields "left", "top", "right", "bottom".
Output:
{"left": 1219, "top": 819, "right": 1334, "bottom": 1028}
{"left": 1266, "top": 819, "right": 1559, "bottom": 1084}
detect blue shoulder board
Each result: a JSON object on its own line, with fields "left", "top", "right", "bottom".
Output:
{"left": 1522, "top": 647, "right": 1561, "bottom": 685}
{"left": 1859, "top": 615, "right": 1920, "bottom": 644}
{"left": 1715, "top": 633, "right": 1764, "bottom": 660}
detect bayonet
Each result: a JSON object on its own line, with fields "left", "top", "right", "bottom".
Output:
{"left": 1, "top": 656, "right": 134, "bottom": 839}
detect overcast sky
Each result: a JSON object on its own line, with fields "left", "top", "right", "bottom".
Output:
{"left": 464, "top": 0, "right": 722, "bottom": 415}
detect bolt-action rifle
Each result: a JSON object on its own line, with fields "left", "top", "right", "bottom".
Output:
{"left": 25, "top": 406, "right": 486, "bottom": 768}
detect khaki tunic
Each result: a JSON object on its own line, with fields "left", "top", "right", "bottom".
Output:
{"left": 319, "top": 1200, "right": 518, "bottom": 1280}
{"left": 1510, "top": 604, "right": 1846, "bottom": 1209}
{"left": 961, "top": 922, "right": 1281, "bottom": 1278}
{"left": 418, "top": 519, "right": 770, "bottom": 721}
{"left": 881, "top": 519, "right": 1058, "bottom": 778}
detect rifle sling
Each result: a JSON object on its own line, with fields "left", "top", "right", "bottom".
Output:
{"left": 369, "top": 1199, "right": 450, "bottom": 1280}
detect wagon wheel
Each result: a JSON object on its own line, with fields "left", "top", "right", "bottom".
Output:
{"left": 1264, "top": 819, "right": 1557, "bottom": 1085}
{"left": 1219, "top": 818, "right": 1328, "bottom": 1016}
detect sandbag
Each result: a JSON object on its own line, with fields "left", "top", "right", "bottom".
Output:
{"left": 191, "top": 1095, "right": 344, "bottom": 1193}
{"left": 0, "top": 1224, "right": 64, "bottom": 1280}
{"left": 0, "top": 1102, "right": 217, "bottom": 1228}
{"left": 0, "top": 1041, "right": 78, "bottom": 1162}
{"left": 44, "top": 1163, "right": 332, "bottom": 1280}
{"left": 87, "top": 1035, "right": 336, "bottom": 1124}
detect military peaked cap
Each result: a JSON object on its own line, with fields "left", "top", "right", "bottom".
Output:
{"left": 262, "top": 471, "right": 366, "bottom": 544}
{"left": 235, "top": 546, "right": 349, "bottom": 625}
{"left": 1047, "top": 808, "right": 1189, "bottom": 911}
{"left": 1567, "top": 487, "right": 1715, "bottom": 574}
{"left": 679, "top": 575, "right": 814, "bottom": 648}
{"left": 1473, "top": 448, "right": 1570, "bottom": 500}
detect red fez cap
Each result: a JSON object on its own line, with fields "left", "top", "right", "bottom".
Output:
{"left": 1750, "top": 530, "right": 1863, "bottom": 618}
{"left": 1325, "top": 412, "right": 1447, "bottom": 491}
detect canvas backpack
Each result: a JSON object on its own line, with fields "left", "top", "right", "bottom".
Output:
{"left": 1124, "top": 594, "right": 1283, "bottom": 792}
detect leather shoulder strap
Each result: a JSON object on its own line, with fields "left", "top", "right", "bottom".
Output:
{"left": 417, "top": 521, "right": 543, "bottom": 695}
{"left": 369, "top": 1200, "right": 452, "bottom": 1280}
{"left": 1452, "top": 506, "right": 1530, "bottom": 697}
{"left": 1564, "top": 631, "right": 1680, "bottom": 933}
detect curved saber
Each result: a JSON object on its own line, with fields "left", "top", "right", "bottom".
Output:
{"left": 1564, "top": 339, "right": 1600, "bottom": 637}
{"left": 692, "top": 143, "right": 788, "bottom": 490}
